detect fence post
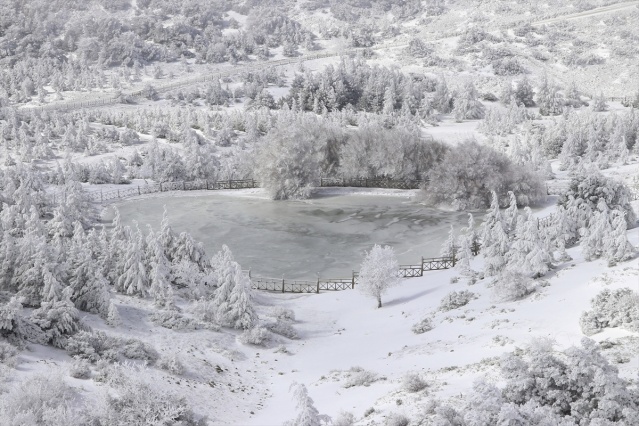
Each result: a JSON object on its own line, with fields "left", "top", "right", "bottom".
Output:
{"left": 228, "top": 179, "right": 232, "bottom": 189}
{"left": 351, "top": 271, "right": 355, "bottom": 289}
{"left": 138, "top": 186, "right": 141, "bottom": 196}
{"left": 281, "top": 277, "right": 285, "bottom": 293}
{"left": 451, "top": 247, "right": 457, "bottom": 267}
{"left": 316, "top": 275, "right": 320, "bottom": 294}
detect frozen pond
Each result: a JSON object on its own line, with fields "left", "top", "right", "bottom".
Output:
{"left": 110, "top": 191, "right": 481, "bottom": 280}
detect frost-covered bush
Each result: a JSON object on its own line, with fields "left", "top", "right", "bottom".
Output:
{"left": 411, "top": 317, "right": 434, "bottom": 334}
{"left": 420, "top": 338, "right": 639, "bottom": 424}
{"left": 491, "top": 271, "right": 535, "bottom": 302}
{"left": 385, "top": 413, "right": 410, "bottom": 426}
{"left": 272, "top": 307, "right": 295, "bottom": 322}
{"left": 158, "top": 353, "right": 186, "bottom": 375}
{"left": 439, "top": 290, "right": 476, "bottom": 311}
{"left": 69, "top": 359, "right": 91, "bottom": 379}
{"left": 402, "top": 372, "right": 428, "bottom": 393}
{"left": 424, "top": 140, "right": 545, "bottom": 210}
{"left": 150, "top": 310, "right": 197, "bottom": 330}
{"left": 65, "top": 331, "right": 158, "bottom": 364}
{"left": 492, "top": 57, "right": 526, "bottom": 76}
{"left": 265, "top": 319, "right": 299, "bottom": 340}
{"left": 0, "top": 341, "right": 17, "bottom": 367}
{"left": 579, "top": 288, "right": 639, "bottom": 336}
{"left": 239, "top": 326, "right": 271, "bottom": 346}
{"left": 0, "top": 373, "right": 86, "bottom": 426}
{"left": 343, "top": 366, "right": 379, "bottom": 388}
{"left": 99, "top": 365, "right": 200, "bottom": 426}
{"left": 333, "top": 411, "right": 355, "bottom": 426}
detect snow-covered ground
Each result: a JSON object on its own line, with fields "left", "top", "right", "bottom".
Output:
{"left": 10, "top": 202, "right": 638, "bottom": 424}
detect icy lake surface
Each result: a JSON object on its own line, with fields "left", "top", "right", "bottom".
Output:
{"left": 111, "top": 192, "right": 480, "bottom": 280}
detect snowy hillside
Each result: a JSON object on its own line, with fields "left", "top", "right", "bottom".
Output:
{"left": 1, "top": 0, "right": 639, "bottom": 425}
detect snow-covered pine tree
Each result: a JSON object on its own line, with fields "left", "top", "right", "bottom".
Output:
{"left": 148, "top": 239, "right": 175, "bottom": 309}
{"left": 603, "top": 210, "right": 635, "bottom": 266}
{"left": 117, "top": 223, "right": 148, "bottom": 296}
{"left": 106, "top": 300, "right": 122, "bottom": 327}
{"left": 580, "top": 201, "right": 611, "bottom": 262}
{"left": 285, "top": 383, "right": 331, "bottom": 426}
{"left": 452, "top": 81, "right": 485, "bottom": 121}
{"left": 455, "top": 236, "right": 474, "bottom": 277}
{"left": 483, "top": 219, "right": 510, "bottom": 277}
{"left": 158, "top": 207, "right": 176, "bottom": 262}
{"left": 508, "top": 208, "right": 552, "bottom": 277}
{"left": 217, "top": 264, "right": 256, "bottom": 330}
{"left": 502, "top": 191, "right": 518, "bottom": 235}
{"left": 30, "top": 286, "right": 81, "bottom": 348}
{"left": 440, "top": 225, "right": 457, "bottom": 261}
{"left": 211, "top": 245, "right": 237, "bottom": 320}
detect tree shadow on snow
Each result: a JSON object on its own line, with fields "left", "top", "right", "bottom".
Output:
{"left": 385, "top": 287, "right": 440, "bottom": 308}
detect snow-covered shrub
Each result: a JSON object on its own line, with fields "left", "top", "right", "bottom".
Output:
{"left": 272, "top": 307, "right": 295, "bottom": 322}
{"left": 65, "top": 331, "right": 158, "bottom": 364}
{"left": 579, "top": 288, "right": 639, "bottom": 336}
{"left": 150, "top": 310, "right": 197, "bottom": 330}
{"left": 0, "top": 373, "right": 86, "bottom": 426}
{"left": 491, "top": 271, "right": 535, "bottom": 302}
{"left": 402, "top": 372, "right": 428, "bottom": 393}
{"left": 0, "top": 341, "right": 18, "bottom": 367}
{"left": 439, "top": 290, "right": 476, "bottom": 311}
{"left": 120, "top": 338, "right": 159, "bottom": 363}
{"left": 385, "top": 413, "right": 410, "bottom": 426}
{"left": 239, "top": 326, "right": 271, "bottom": 346}
{"left": 99, "top": 365, "right": 199, "bottom": 426}
{"left": 265, "top": 320, "right": 299, "bottom": 340}
{"left": 343, "top": 366, "right": 379, "bottom": 388}
{"left": 158, "top": 353, "right": 186, "bottom": 375}
{"left": 332, "top": 411, "right": 355, "bottom": 426}
{"left": 411, "top": 318, "right": 434, "bottom": 334}
{"left": 492, "top": 57, "right": 526, "bottom": 76}
{"left": 65, "top": 331, "right": 116, "bottom": 363}
{"left": 69, "top": 359, "right": 91, "bottom": 379}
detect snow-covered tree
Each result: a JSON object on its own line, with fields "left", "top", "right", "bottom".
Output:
{"left": 106, "top": 301, "right": 122, "bottom": 327}
{"left": 440, "top": 225, "right": 457, "bottom": 260}
{"left": 148, "top": 239, "right": 175, "bottom": 309}
{"left": 216, "top": 264, "right": 256, "bottom": 330}
{"left": 357, "top": 245, "right": 401, "bottom": 308}
{"left": 508, "top": 208, "right": 552, "bottom": 277}
{"left": 602, "top": 209, "right": 635, "bottom": 265}
{"left": 285, "top": 383, "right": 331, "bottom": 426}
{"left": 452, "top": 81, "right": 485, "bottom": 121}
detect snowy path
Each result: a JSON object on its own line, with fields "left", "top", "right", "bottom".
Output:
{"left": 532, "top": 1, "right": 639, "bottom": 26}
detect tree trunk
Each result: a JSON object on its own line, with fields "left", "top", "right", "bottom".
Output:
{"left": 377, "top": 296, "right": 382, "bottom": 308}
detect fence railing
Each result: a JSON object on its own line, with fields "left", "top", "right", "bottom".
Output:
{"left": 248, "top": 249, "right": 483, "bottom": 293}
{"left": 320, "top": 177, "right": 424, "bottom": 190}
